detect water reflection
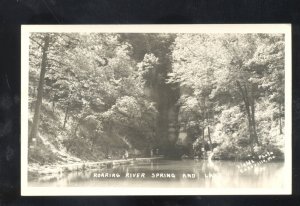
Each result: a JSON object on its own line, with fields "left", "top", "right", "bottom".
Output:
{"left": 28, "top": 160, "right": 284, "bottom": 189}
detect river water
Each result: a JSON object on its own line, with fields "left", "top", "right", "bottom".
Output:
{"left": 28, "top": 159, "right": 284, "bottom": 189}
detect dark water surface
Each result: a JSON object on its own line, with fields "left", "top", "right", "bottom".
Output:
{"left": 28, "top": 159, "right": 284, "bottom": 188}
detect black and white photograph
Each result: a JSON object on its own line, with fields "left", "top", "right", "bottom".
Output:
{"left": 21, "top": 25, "right": 291, "bottom": 195}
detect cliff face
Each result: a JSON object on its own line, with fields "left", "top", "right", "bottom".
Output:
{"left": 151, "top": 69, "right": 180, "bottom": 156}
{"left": 119, "top": 33, "right": 181, "bottom": 157}
{"left": 143, "top": 49, "right": 180, "bottom": 157}
{"left": 142, "top": 79, "right": 180, "bottom": 156}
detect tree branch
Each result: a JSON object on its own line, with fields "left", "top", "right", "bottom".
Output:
{"left": 29, "top": 37, "right": 43, "bottom": 48}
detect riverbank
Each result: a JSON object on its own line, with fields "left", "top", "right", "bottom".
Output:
{"left": 27, "top": 159, "right": 286, "bottom": 190}
{"left": 28, "top": 156, "right": 164, "bottom": 178}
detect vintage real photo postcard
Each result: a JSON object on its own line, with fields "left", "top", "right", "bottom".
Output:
{"left": 21, "top": 24, "right": 291, "bottom": 195}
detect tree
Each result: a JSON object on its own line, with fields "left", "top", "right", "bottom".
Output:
{"left": 29, "top": 33, "right": 81, "bottom": 142}
{"left": 246, "top": 34, "right": 285, "bottom": 135}
{"left": 29, "top": 34, "right": 50, "bottom": 143}
{"left": 29, "top": 32, "right": 162, "bottom": 162}
{"left": 168, "top": 33, "right": 285, "bottom": 158}
{"left": 168, "top": 34, "right": 223, "bottom": 154}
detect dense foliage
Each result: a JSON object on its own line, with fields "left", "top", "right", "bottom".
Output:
{"left": 28, "top": 33, "right": 285, "bottom": 164}
{"left": 168, "top": 34, "right": 285, "bottom": 160}
{"left": 29, "top": 33, "right": 159, "bottom": 163}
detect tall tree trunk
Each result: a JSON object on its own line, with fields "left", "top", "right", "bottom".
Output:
{"left": 202, "top": 127, "right": 206, "bottom": 157}
{"left": 279, "top": 101, "right": 283, "bottom": 134}
{"left": 207, "top": 126, "right": 212, "bottom": 151}
{"left": 244, "top": 98, "right": 254, "bottom": 144}
{"left": 236, "top": 81, "right": 258, "bottom": 146}
{"left": 250, "top": 100, "right": 259, "bottom": 144}
{"left": 250, "top": 85, "right": 259, "bottom": 145}
{"left": 204, "top": 96, "right": 213, "bottom": 151}
{"left": 63, "top": 102, "right": 70, "bottom": 129}
{"left": 29, "top": 34, "right": 50, "bottom": 143}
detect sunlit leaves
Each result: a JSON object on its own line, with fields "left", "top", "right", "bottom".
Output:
{"left": 168, "top": 33, "right": 285, "bottom": 158}
{"left": 29, "top": 32, "right": 159, "bottom": 155}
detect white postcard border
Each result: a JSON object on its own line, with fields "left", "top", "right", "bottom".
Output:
{"left": 21, "top": 24, "right": 292, "bottom": 196}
